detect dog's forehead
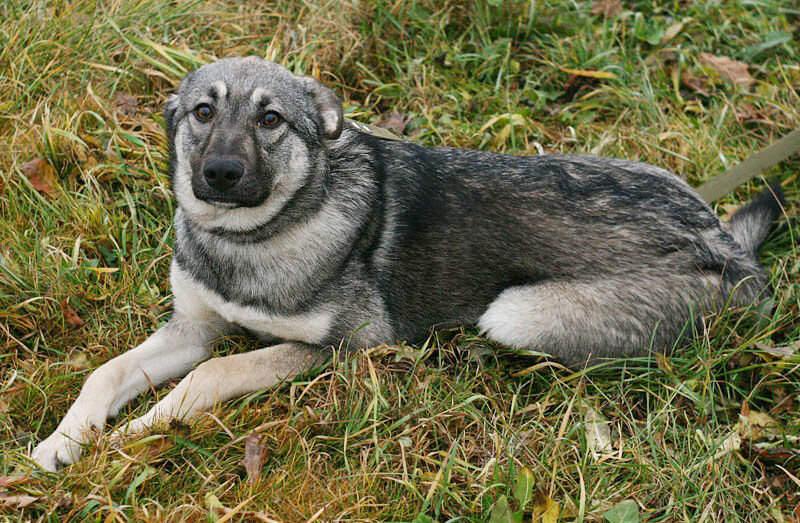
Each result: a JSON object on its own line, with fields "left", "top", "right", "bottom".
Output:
{"left": 180, "top": 57, "right": 304, "bottom": 104}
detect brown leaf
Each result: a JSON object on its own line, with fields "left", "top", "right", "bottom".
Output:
{"left": 113, "top": 93, "right": 138, "bottom": 116}
{"left": 681, "top": 69, "right": 710, "bottom": 97}
{"left": 241, "top": 432, "right": 267, "bottom": 484}
{"left": 0, "top": 494, "right": 39, "bottom": 508}
{"left": 0, "top": 475, "right": 30, "bottom": 488}
{"left": 60, "top": 299, "right": 85, "bottom": 328}
{"left": 20, "top": 158, "right": 60, "bottom": 198}
{"left": 375, "top": 110, "right": 410, "bottom": 135}
{"left": 699, "top": 53, "right": 755, "bottom": 88}
{"left": 590, "top": 0, "right": 621, "bottom": 17}
{"left": 743, "top": 441, "right": 800, "bottom": 465}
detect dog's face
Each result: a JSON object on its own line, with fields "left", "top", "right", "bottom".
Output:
{"left": 165, "top": 57, "right": 343, "bottom": 231}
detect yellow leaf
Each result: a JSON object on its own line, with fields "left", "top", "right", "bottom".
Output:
{"left": 85, "top": 267, "right": 120, "bottom": 274}
{"left": 661, "top": 18, "right": 691, "bottom": 43}
{"left": 532, "top": 492, "right": 561, "bottom": 523}
{"left": 559, "top": 67, "right": 616, "bottom": 79}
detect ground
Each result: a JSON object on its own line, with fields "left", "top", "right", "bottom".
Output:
{"left": 1, "top": 0, "right": 799, "bottom": 521}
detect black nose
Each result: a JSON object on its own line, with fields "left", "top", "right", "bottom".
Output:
{"left": 203, "top": 158, "right": 244, "bottom": 192}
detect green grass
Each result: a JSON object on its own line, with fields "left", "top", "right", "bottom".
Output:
{"left": 1, "top": 0, "right": 799, "bottom": 520}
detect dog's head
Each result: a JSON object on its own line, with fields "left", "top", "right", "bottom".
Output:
{"left": 164, "top": 57, "right": 343, "bottom": 231}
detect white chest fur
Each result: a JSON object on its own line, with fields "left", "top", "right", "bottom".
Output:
{"left": 170, "top": 263, "right": 333, "bottom": 344}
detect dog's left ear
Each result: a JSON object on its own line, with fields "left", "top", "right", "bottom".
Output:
{"left": 303, "top": 77, "right": 343, "bottom": 140}
{"left": 163, "top": 94, "right": 180, "bottom": 143}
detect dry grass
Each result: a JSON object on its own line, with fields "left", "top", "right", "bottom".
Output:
{"left": 1, "top": 0, "right": 799, "bottom": 521}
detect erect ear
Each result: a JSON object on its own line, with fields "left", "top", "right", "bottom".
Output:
{"left": 303, "top": 77, "right": 343, "bottom": 140}
{"left": 163, "top": 94, "right": 180, "bottom": 143}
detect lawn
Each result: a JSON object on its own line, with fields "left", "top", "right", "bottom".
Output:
{"left": 1, "top": 0, "right": 799, "bottom": 521}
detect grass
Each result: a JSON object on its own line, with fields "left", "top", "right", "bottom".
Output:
{"left": 1, "top": 0, "right": 799, "bottom": 520}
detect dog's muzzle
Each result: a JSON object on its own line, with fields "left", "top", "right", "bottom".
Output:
{"left": 192, "top": 156, "right": 269, "bottom": 208}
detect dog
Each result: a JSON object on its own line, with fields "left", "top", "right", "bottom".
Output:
{"left": 31, "top": 56, "right": 784, "bottom": 471}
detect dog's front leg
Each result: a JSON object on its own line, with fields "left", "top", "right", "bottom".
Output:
{"left": 117, "top": 343, "right": 324, "bottom": 436}
{"left": 30, "top": 315, "right": 221, "bottom": 471}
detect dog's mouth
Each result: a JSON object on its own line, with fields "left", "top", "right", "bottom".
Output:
{"left": 191, "top": 179, "right": 270, "bottom": 209}
{"left": 204, "top": 199, "right": 241, "bottom": 210}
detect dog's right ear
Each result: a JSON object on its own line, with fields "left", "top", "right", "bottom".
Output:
{"left": 163, "top": 94, "right": 180, "bottom": 143}
{"left": 303, "top": 77, "right": 343, "bottom": 140}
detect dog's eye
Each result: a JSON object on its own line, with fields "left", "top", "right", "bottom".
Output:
{"left": 262, "top": 111, "right": 281, "bottom": 127}
{"left": 194, "top": 104, "right": 214, "bottom": 122}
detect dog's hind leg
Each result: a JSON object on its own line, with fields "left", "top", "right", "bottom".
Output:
{"left": 30, "top": 314, "right": 225, "bottom": 471}
{"left": 115, "top": 343, "right": 325, "bottom": 436}
{"left": 477, "top": 276, "right": 716, "bottom": 365}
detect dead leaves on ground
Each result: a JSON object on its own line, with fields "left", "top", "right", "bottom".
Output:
{"left": 583, "top": 401, "right": 613, "bottom": 460}
{"left": 699, "top": 53, "right": 755, "bottom": 88}
{"left": 0, "top": 494, "right": 39, "bottom": 509}
{"left": 241, "top": 432, "right": 268, "bottom": 485}
{"left": 112, "top": 93, "right": 138, "bottom": 117}
{"left": 590, "top": 0, "right": 622, "bottom": 18}
{"left": 20, "top": 158, "right": 60, "bottom": 198}
{"left": 60, "top": 299, "right": 85, "bottom": 328}
{"left": 755, "top": 341, "right": 799, "bottom": 360}
{"left": 0, "top": 475, "right": 38, "bottom": 510}
{"left": 375, "top": 110, "right": 411, "bottom": 135}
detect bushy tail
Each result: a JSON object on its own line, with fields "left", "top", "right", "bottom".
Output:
{"left": 728, "top": 183, "right": 785, "bottom": 256}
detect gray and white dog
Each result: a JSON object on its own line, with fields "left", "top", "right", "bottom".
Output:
{"left": 31, "top": 56, "right": 784, "bottom": 471}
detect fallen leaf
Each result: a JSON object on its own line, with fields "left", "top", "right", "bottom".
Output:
{"left": 738, "top": 408, "right": 780, "bottom": 440}
{"left": 716, "top": 431, "right": 742, "bottom": 456}
{"left": 0, "top": 494, "right": 39, "bottom": 508}
{"left": 20, "top": 158, "right": 60, "bottom": 198}
{"left": 583, "top": 402, "right": 612, "bottom": 459}
{"left": 603, "top": 499, "right": 640, "bottom": 523}
{"left": 205, "top": 493, "right": 227, "bottom": 517}
{"left": 67, "top": 352, "right": 89, "bottom": 369}
{"left": 590, "top": 0, "right": 621, "bottom": 17}
{"left": 60, "top": 299, "right": 85, "bottom": 328}
{"left": 113, "top": 93, "right": 138, "bottom": 116}
{"left": 698, "top": 53, "right": 755, "bottom": 88}
{"left": 742, "top": 441, "right": 800, "bottom": 465}
{"left": 0, "top": 397, "right": 7, "bottom": 412}
{"left": 662, "top": 18, "right": 690, "bottom": 44}
{"left": 0, "top": 475, "right": 30, "bottom": 488}
{"left": 755, "top": 341, "right": 798, "bottom": 359}
{"left": 241, "top": 432, "right": 267, "bottom": 484}
{"left": 680, "top": 69, "right": 710, "bottom": 97}
{"left": 559, "top": 67, "right": 617, "bottom": 80}
{"left": 375, "top": 110, "right": 410, "bottom": 135}
{"left": 513, "top": 466, "right": 534, "bottom": 509}
{"left": 532, "top": 491, "right": 561, "bottom": 523}
{"left": 488, "top": 495, "right": 513, "bottom": 523}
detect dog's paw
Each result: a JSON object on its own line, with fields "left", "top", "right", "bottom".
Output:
{"left": 30, "top": 433, "right": 83, "bottom": 472}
